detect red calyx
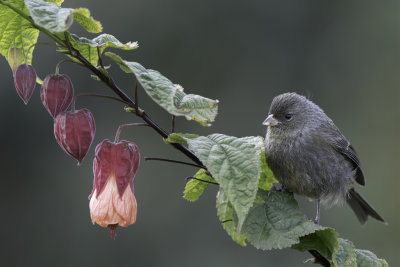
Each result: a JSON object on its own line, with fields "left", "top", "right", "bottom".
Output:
{"left": 92, "top": 139, "right": 140, "bottom": 198}
{"left": 54, "top": 109, "right": 96, "bottom": 165}
{"left": 41, "top": 74, "right": 74, "bottom": 118}
{"left": 14, "top": 64, "right": 37, "bottom": 105}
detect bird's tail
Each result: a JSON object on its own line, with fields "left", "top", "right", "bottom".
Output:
{"left": 346, "top": 188, "right": 386, "bottom": 225}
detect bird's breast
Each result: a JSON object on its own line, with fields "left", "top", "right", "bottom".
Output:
{"left": 265, "top": 130, "right": 354, "bottom": 202}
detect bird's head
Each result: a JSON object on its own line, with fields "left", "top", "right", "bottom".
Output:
{"left": 263, "top": 92, "right": 323, "bottom": 135}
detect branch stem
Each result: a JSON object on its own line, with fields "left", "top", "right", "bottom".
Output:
{"left": 1, "top": 0, "right": 206, "bottom": 179}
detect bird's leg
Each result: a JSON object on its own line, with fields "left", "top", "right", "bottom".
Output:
{"left": 314, "top": 199, "right": 321, "bottom": 225}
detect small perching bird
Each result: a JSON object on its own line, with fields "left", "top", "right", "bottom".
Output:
{"left": 263, "top": 92, "right": 386, "bottom": 225}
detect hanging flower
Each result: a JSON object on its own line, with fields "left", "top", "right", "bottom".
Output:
{"left": 89, "top": 139, "right": 140, "bottom": 238}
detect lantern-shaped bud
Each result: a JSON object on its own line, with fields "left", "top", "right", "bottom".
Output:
{"left": 54, "top": 109, "right": 96, "bottom": 165}
{"left": 14, "top": 64, "right": 37, "bottom": 105}
{"left": 89, "top": 139, "right": 140, "bottom": 238}
{"left": 41, "top": 74, "right": 74, "bottom": 118}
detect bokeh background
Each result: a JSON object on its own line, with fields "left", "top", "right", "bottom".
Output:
{"left": 0, "top": 0, "right": 398, "bottom": 266}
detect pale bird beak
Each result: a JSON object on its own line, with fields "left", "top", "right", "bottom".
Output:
{"left": 262, "top": 114, "right": 279, "bottom": 126}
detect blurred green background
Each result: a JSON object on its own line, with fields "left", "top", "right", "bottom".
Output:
{"left": 0, "top": 0, "right": 398, "bottom": 266}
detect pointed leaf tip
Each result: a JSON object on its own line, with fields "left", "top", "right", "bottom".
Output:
{"left": 72, "top": 8, "right": 102, "bottom": 33}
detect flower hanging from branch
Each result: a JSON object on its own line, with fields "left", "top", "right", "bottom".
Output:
{"left": 89, "top": 139, "right": 140, "bottom": 239}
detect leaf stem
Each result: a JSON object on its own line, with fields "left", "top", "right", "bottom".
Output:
{"left": 308, "top": 250, "right": 331, "bottom": 267}
{"left": 96, "top": 46, "right": 105, "bottom": 69}
{"left": 55, "top": 59, "right": 84, "bottom": 74}
{"left": 74, "top": 93, "right": 131, "bottom": 106}
{"left": 144, "top": 157, "right": 204, "bottom": 169}
{"left": 186, "top": 176, "right": 219, "bottom": 185}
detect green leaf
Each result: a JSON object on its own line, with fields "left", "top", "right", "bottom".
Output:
{"left": 183, "top": 134, "right": 264, "bottom": 232}
{"left": 106, "top": 52, "right": 219, "bottom": 126}
{"left": 292, "top": 228, "right": 338, "bottom": 260}
{"left": 183, "top": 169, "right": 215, "bottom": 202}
{"left": 25, "top": 0, "right": 74, "bottom": 33}
{"left": 25, "top": 1, "right": 102, "bottom": 34}
{"left": 165, "top": 133, "right": 199, "bottom": 146}
{"left": 72, "top": 8, "right": 102, "bottom": 33}
{"left": 0, "top": 0, "right": 39, "bottom": 65}
{"left": 333, "top": 238, "right": 357, "bottom": 267}
{"left": 258, "top": 151, "right": 278, "bottom": 191}
{"left": 355, "top": 249, "right": 389, "bottom": 267}
{"left": 242, "top": 191, "right": 322, "bottom": 250}
{"left": 216, "top": 190, "right": 247, "bottom": 246}
{"left": 59, "top": 33, "right": 138, "bottom": 66}
{"left": 293, "top": 228, "right": 389, "bottom": 266}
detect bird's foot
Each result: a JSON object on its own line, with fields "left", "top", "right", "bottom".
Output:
{"left": 313, "top": 199, "right": 321, "bottom": 225}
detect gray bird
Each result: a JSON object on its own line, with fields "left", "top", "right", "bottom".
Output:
{"left": 263, "top": 92, "right": 386, "bottom": 225}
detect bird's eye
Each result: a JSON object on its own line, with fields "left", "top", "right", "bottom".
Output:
{"left": 285, "top": 114, "right": 293, "bottom": 120}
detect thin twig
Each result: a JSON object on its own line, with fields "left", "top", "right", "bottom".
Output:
{"left": 75, "top": 93, "right": 130, "bottom": 105}
{"left": 55, "top": 59, "right": 85, "bottom": 74}
{"left": 221, "top": 219, "right": 232, "bottom": 224}
{"left": 115, "top": 123, "right": 150, "bottom": 143}
{"left": 144, "top": 157, "right": 204, "bottom": 168}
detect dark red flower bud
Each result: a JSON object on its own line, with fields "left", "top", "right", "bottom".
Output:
{"left": 41, "top": 74, "right": 74, "bottom": 118}
{"left": 54, "top": 109, "right": 96, "bottom": 165}
{"left": 14, "top": 64, "right": 37, "bottom": 105}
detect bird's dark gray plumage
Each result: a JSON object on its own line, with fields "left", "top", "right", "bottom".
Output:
{"left": 263, "top": 92, "right": 385, "bottom": 225}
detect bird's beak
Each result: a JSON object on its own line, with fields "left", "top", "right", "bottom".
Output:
{"left": 262, "top": 114, "right": 279, "bottom": 126}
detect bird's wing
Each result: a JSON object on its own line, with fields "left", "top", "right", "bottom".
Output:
{"left": 321, "top": 121, "right": 365, "bottom": 186}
